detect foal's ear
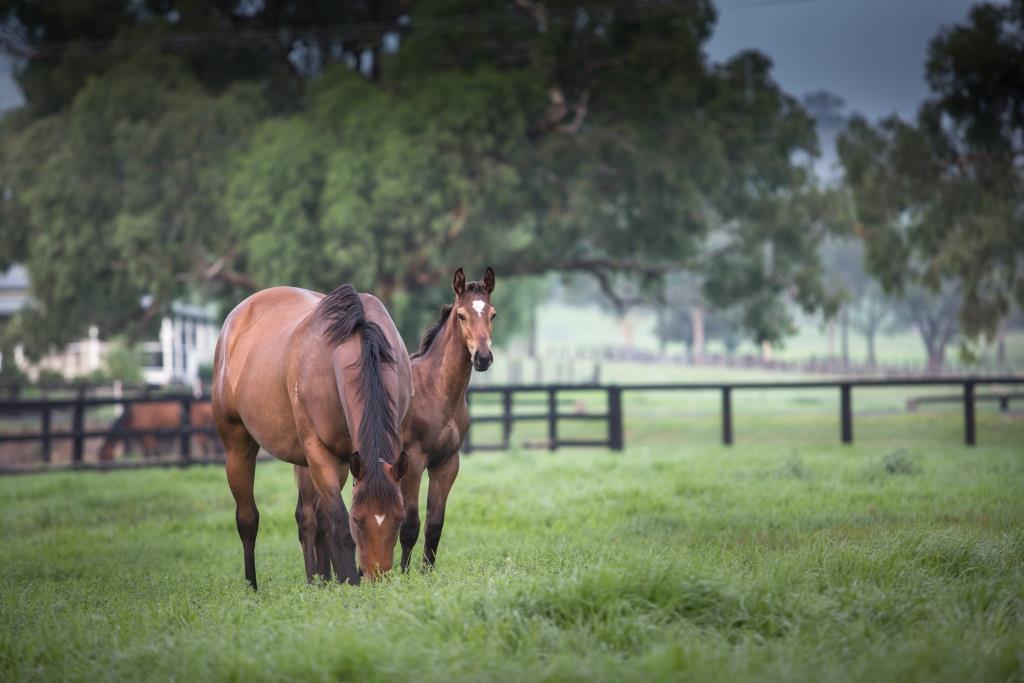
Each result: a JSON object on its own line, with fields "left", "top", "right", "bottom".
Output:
{"left": 393, "top": 451, "right": 409, "bottom": 481}
{"left": 484, "top": 266, "right": 495, "bottom": 294}
{"left": 453, "top": 268, "right": 466, "bottom": 297}
{"left": 349, "top": 451, "right": 364, "bottom": 481}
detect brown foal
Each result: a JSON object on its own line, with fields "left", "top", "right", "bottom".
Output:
{"left": 212, "top": 284, "right": 412, "bottom": 589}
{"left": 295, "top": 267, "right": 496, "bottom": 579}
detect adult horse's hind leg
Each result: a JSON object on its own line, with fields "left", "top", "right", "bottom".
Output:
{"left": 222, "top": 421, "right": 261, "bottom": 589}
{"left": 313, "top": 498, "right": 333, "bottom": 581}
{"left": 294, "top": 466, "right": 332, "bottom": 583}
{"left": 294, "top": 467, "right": 319, "bottom": 582}
{"left": 423, "top": 452, "right": 460, "bottom": 569}
{"left": 304, "top": 440, "right": 359, "bottom": 585}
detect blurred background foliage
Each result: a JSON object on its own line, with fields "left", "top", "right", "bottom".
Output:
{"left": 0, "top": 0, "right": 1020, "bottom": 355}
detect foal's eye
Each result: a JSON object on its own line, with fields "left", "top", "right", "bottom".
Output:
{"left": 457, "top": 313, "right": 466, "bottom": 321}
{"left": 491, "top": 312, "right": 497, "bottom": 320}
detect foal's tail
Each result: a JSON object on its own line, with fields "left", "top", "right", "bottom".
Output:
{"left": 98, "top": 408, "right": 132, "bottom": 461}
{"left": 316, "top": 285, "right": 399, "bottom": 503}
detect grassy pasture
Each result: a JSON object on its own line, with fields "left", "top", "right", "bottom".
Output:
{"left": 1, "top": 408, "right": 1022, "bottom": 682}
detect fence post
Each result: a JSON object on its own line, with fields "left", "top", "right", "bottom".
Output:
{"left": 998, "top": 395, "right": 1009, "bottom": 413}
{"left": 463, "top": 392, "right": 473, "bottom": 454}
{"left": 501, "top": 389, "right": 513, "bottom": 449}
{"left": 72, "top": 397, "right": 85, "bottom": 464}
{"left": 180, "top": 397, "right": 192, "bottom": 463}
{"left": 607, "top": 386, "right": 623, "bottom": 451}
{"left": 547, "top": 388, "right": 558, "bottom": 451}
{"left": 840, "top": 383, "right": 853, "bottom": 444}
{"left": 964, "top": 381, "right": 976, "bottom": 446}
{"left": 721, "top": 386, "right": 733, "bottom": 445}
{"left": 41, "top": 406, "right": 52, "bottom": 464}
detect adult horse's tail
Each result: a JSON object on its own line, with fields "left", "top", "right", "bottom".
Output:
{"left": 98, "top": 408, "right": 131, "bottom": 461}
{"left": 316, "top": 285, "right": 399, "bottom": 505}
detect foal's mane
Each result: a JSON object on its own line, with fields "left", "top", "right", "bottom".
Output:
{"left": 411, "top": 304, "right": 452, "bottom": 359}
{"left": 316, "top": 284, "right": 399, "bottom": 508}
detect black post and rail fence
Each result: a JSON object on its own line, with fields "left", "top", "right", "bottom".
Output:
{"left": 462, "top": 377, "right": 1021, "bottom": 452}
{"left": 0, "top": 377, "right": 1020, "bottom": 473}
{"left": 0, "top": 393, "right": 217, "bottom": 473}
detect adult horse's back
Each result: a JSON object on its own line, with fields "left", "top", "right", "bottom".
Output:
{"left": 212, "top": 285, "right": 412, "bottom": 588}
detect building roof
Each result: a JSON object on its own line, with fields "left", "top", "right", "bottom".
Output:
{"left": 0, "top": 264, "right": 29, "bottom": 290}
{"left": 0, "top": 265, "right": 28, "bottom": 317}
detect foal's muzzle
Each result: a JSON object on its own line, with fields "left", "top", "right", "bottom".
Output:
{"left": 473, "top": 350, "right": 493, "bottom": 372}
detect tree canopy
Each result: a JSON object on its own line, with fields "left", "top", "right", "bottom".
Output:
{"left": 1, "top": 0, "right": 836, "bottom": 350}
{"left": 837, "top": 0, "right": 1024, "bottom": 344}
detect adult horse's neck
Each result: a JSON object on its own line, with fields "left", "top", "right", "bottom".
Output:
{"left": 420, "top": 313, "right": 473, "bottom": 404}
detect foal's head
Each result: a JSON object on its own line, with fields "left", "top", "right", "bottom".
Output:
{"left": 348, "top": 450, "right": 408, "bottom": 580}
{"left": 452, "top": 267, "right": 497, "bottom": 371}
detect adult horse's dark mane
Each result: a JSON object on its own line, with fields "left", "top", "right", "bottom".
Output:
{"left": 316, "top": 284, "right": 399, "bottom": 507}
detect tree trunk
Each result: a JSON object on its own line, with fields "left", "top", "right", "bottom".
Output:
{"left": 528, "top": 304, "right": 538, "bottom": 358}
{"left": 620, "top": 313, "right": 634, "bottom": 349}
{"left": 690, "top": 306, "right": 705, "bottom": 361}
{"left": 839, "top": 307, "right": 849, "bottom": 368}
{"left": 996, "top": 323, "right": 1006, "bottom": 367}
{"left": 826, "top": 320, "right": 836, "bottom": 358}
{"left": 656, "top": 307, "right": 667, "bottom": 354}
{"left": 866, "top": 330, "right": 877, "bottom": 368}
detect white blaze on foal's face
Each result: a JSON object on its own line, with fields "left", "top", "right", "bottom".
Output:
{"left": 471, "top": 299, "right": 486, "bottom": 316}
{"left": 374, "top": 514, "right": 385, "bottom": 526}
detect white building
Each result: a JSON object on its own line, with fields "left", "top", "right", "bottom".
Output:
{"left": 0, "top": 265, "right": 218, "bottom": 386}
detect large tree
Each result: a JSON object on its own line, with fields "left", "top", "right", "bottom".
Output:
{"left": 2, "top": 0, "right": 836, "bottom": 351}
{"left": 838, "top": 0, "right": 1024, "bottom": 344}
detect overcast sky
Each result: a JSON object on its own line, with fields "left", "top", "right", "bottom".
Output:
{"left": 0, "top": 0, "right": 996, "bottom": 118}
{"left": 707, "top": 0, "right": 992, "bottom": 121}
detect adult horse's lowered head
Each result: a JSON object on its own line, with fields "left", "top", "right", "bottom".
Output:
{"left": 212, "top": 284, "right": 412, "bottom": 588}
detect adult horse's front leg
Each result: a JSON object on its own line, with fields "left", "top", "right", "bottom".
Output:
{"left": 423, "top": 452, "right": 460, "bottom": 569}
{"left": 305, "top": 442, "right": 360, "bottom": 585}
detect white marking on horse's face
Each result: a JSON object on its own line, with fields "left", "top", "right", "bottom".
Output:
{"left": 374, "top": 514, "right": 385, "bottom": 526}
{"left": 471, "top": 299, "right": 486, "bottom": 316}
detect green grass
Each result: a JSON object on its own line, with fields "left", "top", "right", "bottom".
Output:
{"left": 1, "top": 413, "right": 1023, "bottom": 682}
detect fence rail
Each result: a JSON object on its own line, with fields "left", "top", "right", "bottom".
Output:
{"left": 462, "top": 377, "right": 1023, "bottom": 452}
{"left": 1, "top": 377, "right": 1021, "bottom": 474}
{"left": 0, "top": 393, "right": 216, "bottom": 473}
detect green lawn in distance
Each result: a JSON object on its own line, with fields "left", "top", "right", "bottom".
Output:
{"left": 1, "top": 416, "right": 1022, "bottom": 682}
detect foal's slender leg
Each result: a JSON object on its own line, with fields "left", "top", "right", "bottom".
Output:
{"left": 399, "top": 451, "right": 425, "bottom": 572}
{"left": 423, "top": 452, "right": 460, "bottom": 569}
{"left": 222, "top": 423, "right": 261, "bottom": 589}
{"left": 305, "top": 443, "right": 359, "bottom": 585}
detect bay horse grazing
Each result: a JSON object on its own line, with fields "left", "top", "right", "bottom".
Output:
{"left": 212, "top": 284, "right": 412, "bottom": 589}
{"left": 98, "top": 401, "right": 218, "bottom": 460}
{"left": 295, "top": 267, "right": 496, "bottom": 578}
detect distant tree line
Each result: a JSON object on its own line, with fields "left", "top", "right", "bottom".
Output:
{"left": 0, "top": 0, "right": 1020, "bottom": 370}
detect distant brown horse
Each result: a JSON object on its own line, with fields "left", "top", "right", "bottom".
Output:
{"left": 98, "top": 401, "right": 217, "bottom": 460}
{"left": 295, "top": 268, "right": 496, "bottom": 579}
{"left": 213, "top": 284, "right": 412, "bottom": 589}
